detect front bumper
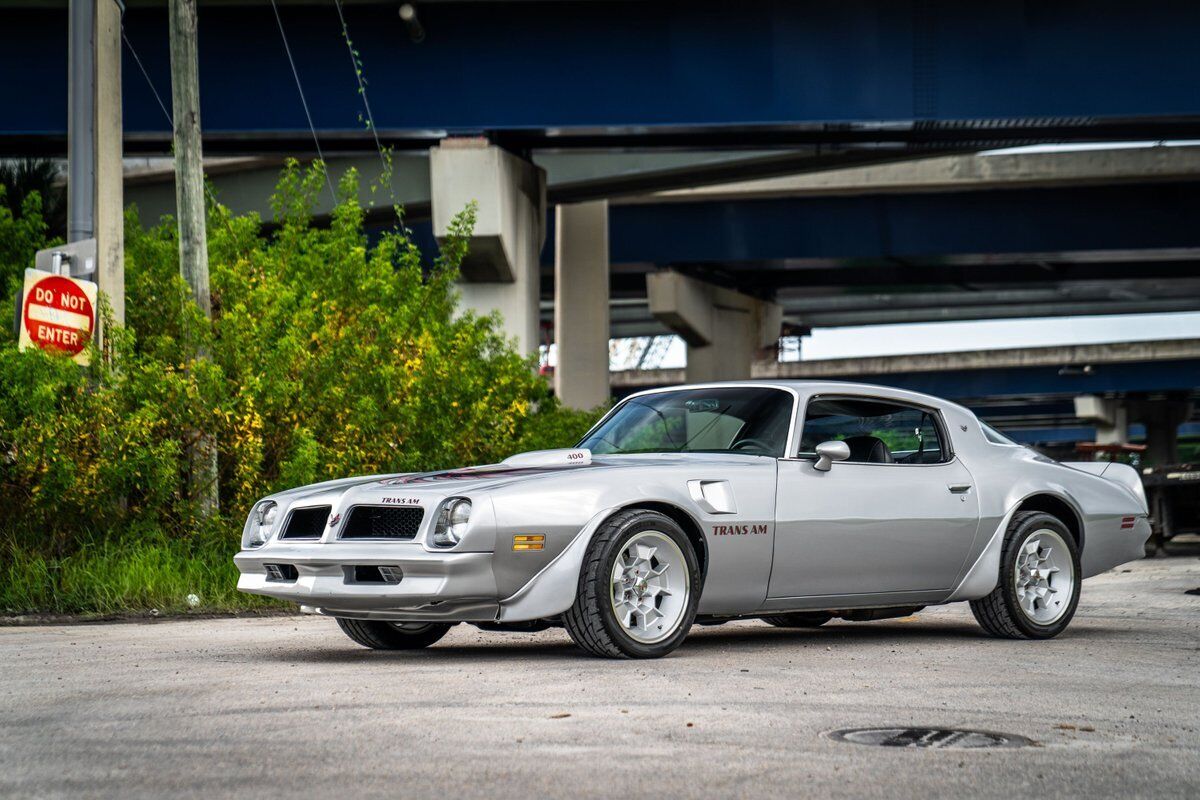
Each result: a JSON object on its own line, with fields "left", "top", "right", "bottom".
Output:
{"left": 234, "top": 542, "right": 501, "bottom": 622}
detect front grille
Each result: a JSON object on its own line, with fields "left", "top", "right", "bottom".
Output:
{"left": 340, "top": 506, "right": 424, "bottom": 540}
{"left": 280, "top": 505, "right": 331, "bottom": 540}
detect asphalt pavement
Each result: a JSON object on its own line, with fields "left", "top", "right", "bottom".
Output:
{"left": 2, "top": 556, "right": 1198, "bottom": 799}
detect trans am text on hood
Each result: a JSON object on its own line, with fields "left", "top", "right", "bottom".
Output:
{"left": 235, "top": 382, "right": 1150, "bottom": 658}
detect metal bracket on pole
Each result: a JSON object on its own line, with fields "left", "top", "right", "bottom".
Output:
{"left": 35, "top": 239, "right": 98, "bottom": 281}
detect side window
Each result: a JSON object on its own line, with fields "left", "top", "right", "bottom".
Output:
{"left": 798, "top": 397, "right": 949, "bottom": 465}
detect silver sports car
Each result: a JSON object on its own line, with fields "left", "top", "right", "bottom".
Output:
{"left": 235, "top": 381, "right": 1150, "bottom": 658}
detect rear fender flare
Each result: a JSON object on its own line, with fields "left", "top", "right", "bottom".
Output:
{"left": 947, "top": 488, "right": 1083, "bottom": 602}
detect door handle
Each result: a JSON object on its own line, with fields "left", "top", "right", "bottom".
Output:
{"left": 948, "top": 484, "right": 972, "bottom": 494}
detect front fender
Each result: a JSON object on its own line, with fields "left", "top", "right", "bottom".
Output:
{"left": 496, "top": 506, "right": 620, "bottom": 622}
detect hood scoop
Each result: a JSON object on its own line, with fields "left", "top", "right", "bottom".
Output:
{"left": 501, "top": 448, "right": 592, "bottom": 468}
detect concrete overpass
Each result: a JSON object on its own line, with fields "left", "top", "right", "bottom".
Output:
{"left": 126, "top": 144, "right": 1200, "bottom": 339}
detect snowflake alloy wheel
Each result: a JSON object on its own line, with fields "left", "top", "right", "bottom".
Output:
{"left": 1013, "top": 528, "right": 1075, "bottom": 625}
{"left": 608, "top": 530, "right": 690, "bottom": 644}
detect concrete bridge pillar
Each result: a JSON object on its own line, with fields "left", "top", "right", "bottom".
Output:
{"left": 646, "top": 269, "right": 782, "bottom": 383}
{"left": 1128, "top": 396, "right": 1193, "bottom": 467}
{"left": 554, "top": 200, "right": 610, "bottom": 410}
{"left": 1074, "top": 395, "right": 1129, "bottom": 455}
{"left": 430, "top": 138, "right": 546, "bottom": 356}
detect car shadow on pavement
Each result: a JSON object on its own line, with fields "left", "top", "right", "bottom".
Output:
{"left": 678, "top": 618, "right": 1132, "bottom": 652}
{"left": 253, "top": 636, "right": 586, "bottom": 665}
{"left": 683, "top": 620, "right": 983, "bottom": 647}
{"left": 243, "top": 616, "right": 1132, "bottom": 665}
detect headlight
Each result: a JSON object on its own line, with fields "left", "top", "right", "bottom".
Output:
{"left": 432, "top": 498, "right": 471, "bottom": 547}
{"left": 242, "top": 500, "right": 279, "bottom": 549}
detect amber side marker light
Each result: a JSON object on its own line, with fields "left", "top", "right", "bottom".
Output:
{"left": 512, "top": 534, "right": 545, "bottom": 551}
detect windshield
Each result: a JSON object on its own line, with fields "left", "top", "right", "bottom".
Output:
{"left": 578, "top": 387, "right": 794, "bottom": 457}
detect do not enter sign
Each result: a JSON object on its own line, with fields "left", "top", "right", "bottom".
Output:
{"left": 18, "top": 269, "right": 98, "bottom": 365}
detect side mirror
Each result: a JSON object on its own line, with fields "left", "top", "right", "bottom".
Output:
{"left": 814, "top": 440, "right": 851, "bottom": 472}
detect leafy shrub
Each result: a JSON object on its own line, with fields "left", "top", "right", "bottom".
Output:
{"left": 0, "top": 162, "right": 603, "bottom": 614}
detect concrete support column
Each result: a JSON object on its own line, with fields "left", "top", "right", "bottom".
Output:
{"left": 68, "top": 0, "right": 124, "bottom": 329}
{"left": 95, "top": 0, "right": 124, "bottom": 327}
{"left": 554, "top": 201, "right": 610, "bottom": 409}
{"left": 646, "top": 269, "right": 782, "bottom": 383}
{"left": 430, "top": 138, "right": 546, "bottom": 356}
{"left": 1074, "top": 395, "right": 1129, "bottom": 456}
{"left": 1128, "top": 396, "right": 1193, "bottom": 466}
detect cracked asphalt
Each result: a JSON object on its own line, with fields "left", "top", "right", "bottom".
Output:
{"left": 2, "top": 556, "right": 1198, "bottom": 799}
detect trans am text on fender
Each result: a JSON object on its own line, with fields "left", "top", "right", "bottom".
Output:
{"left": 235, "top": 381, "right": 1150, "bottom": 658}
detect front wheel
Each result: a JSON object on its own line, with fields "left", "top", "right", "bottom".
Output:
{"left": 564, "top": 509, "right": 701, "bottom": 658}
{"left": 336, "top": 618, "right": 452, "bottom": 650}
{"left": 969, "top": 511, "right": 1081, "bottom": 639}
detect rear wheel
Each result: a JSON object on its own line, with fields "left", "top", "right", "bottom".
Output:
{"left": 564, "top": 509, "right": 701, "bottom": 658}
{"left": 970, "top": 511, "right": 1081, "bottom": 639}
{"left": 336, "top": 618, "right": 452, "bottom": 650}
{"left": 761, "top": 612, "right": 833, "bottom": 628}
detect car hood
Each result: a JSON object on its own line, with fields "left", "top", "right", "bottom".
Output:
{"left": 265, "top": 451, "right": 764, "bottom": 506}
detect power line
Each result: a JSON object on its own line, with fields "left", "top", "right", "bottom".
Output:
{"left": 121, "top": 23, "right": 240, "bottom": 239}
{"left": 269, "top": 0, "right": 338, "bottom": 204}
{"left": 331, "top": 0, "right": 387, "bottom": 175}
{"left": 122, "top": 28, "right": 173, "bottom": 128}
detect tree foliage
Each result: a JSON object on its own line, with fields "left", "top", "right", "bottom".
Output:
{"left": 0, "top": 162, "right": 601, "bottom": 612}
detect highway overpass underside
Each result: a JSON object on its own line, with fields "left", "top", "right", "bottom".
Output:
{"left": 568, "top": 178, "right": 1200, "bottom": 336}
{"left": 10, "top": 0, "right": 1200, "bottom": 425}
{"left": 7, "top": 1, "right": 1200, "bottom": 152}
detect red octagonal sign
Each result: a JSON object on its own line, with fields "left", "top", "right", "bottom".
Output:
{"left": 19, "top": 269, "right": 98, "bottom": 364}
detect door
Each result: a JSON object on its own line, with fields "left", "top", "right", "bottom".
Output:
{"left": 767, "top": 396, "right": 981, "bottom": 601}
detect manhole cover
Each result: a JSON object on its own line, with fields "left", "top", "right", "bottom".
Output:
{"left": 826, "top": 727, "right": 1030, "bottom": 749}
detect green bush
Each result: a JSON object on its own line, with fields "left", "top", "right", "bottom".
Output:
{"left": 0, "top": 162, "right": 603, "bottom": 615}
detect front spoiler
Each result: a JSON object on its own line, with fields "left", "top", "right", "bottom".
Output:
{"left": 301, "top": 602, "right": 499, "bottom": 622}
{"left": 234, "top": 543, "right": 498, "bottom": 619}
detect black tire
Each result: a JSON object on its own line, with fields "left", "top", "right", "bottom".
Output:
{"left": 335, "top": 618, "right": 452, "bottom": 650}
{"left": 969, "top": 511, "right": 1082, "bottom": 640}
{"left": 760, "top": 612, "right": 833, "bottom": 628}
{"left": 563, "top": 509, "right": 701, "bottom": 659}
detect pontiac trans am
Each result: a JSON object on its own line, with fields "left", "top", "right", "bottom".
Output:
{"left": 235, "top": 381, "right": 1150, "bottom": 659}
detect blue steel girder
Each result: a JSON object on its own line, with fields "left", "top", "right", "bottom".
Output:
{"left": 385, "top": 179, "right": 1200, "bottom": 290}
{"left": 613, "top": 360, "right": 1200, "bottom": 421}
{"left": 600, "top": 182, "right": 1200, "bottom": 271}
{"left": 850, "top": 359, "right": 1200, "bottom": 399}
{"left": 4, "top": 1, "right": 1200, "bottom": 151}
{"left": 1001, "top": 423, "right": 1200, "bottom": 445}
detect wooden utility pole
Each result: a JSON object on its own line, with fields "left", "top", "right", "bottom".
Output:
{"left": 169, "top": 0, "right": 218, "bottom": 517}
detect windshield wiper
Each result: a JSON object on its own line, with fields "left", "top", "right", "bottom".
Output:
{"left": 677, "top": 404, "right": 734, "bottom": 452}
{"left": 627, "top": 398, "right": 683, "bottom": 450}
